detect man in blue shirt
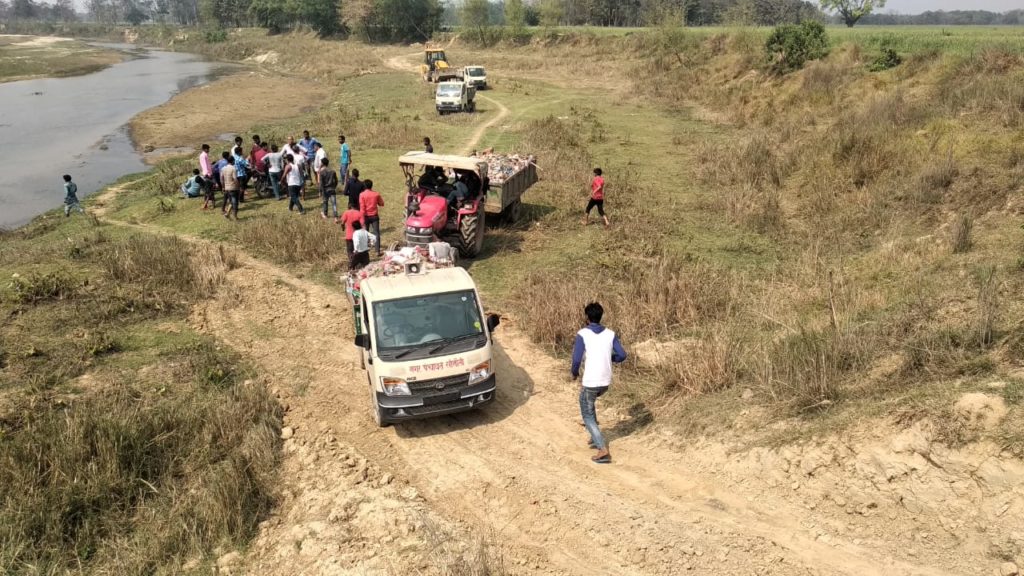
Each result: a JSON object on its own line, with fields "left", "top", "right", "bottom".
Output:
{"left": 571, "top": 302, "right": 627, "bottom": 464}
{"left": 338, "top": 134, "right": 352, "bottom": 182}
{"left": 232, "top": 146, "right": 250, "bottom": 202}
{"left": 300, "top": 130, "right": 319, "bottom": 183}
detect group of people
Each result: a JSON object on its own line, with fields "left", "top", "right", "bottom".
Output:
{"left": 186, "top": 130, "right": 397, "bottom": 271}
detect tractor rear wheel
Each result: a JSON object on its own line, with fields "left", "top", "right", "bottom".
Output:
{"left": 458, "top": 213, "right": 485, "bottom": 258}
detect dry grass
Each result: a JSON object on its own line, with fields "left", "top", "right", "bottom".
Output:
{"left": 236, "top": 213, "right": 344, "bottom": 267}
{"left": 0, "top": 230, "right": 278, "bottom": 574}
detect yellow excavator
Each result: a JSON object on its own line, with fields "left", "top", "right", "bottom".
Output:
{"left": 420, "top": 48, "right": 462, "bottom": 83}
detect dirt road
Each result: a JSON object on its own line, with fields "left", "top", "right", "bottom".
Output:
{"left": 87, "top": 55, "right": 1020, "bottom": 576}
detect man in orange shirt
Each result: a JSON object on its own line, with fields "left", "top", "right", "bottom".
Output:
{"left": 359, "top": 178, "right": 384, "bottom": 256}
{"left": 583, "top": 167, "right": 609, "bottom": 228}
{"left": 339, "top": 205, "right": 365, "bottom": 257}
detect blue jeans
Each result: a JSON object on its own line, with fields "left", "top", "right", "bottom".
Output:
{"left": 269, "top": 171, "right": 282, "bottom": 199}
{"left": 224, "top": 190, "right": 239, "bottom": 218}
{"left": 288, "top": 185, "right": 304, "bottom": 213}
{"left": 579, "top": 386, "right": 608, "bottom": 450}
{"left": 322, "top": 193, "right": 338, "bottom": 218}
{"left": 340, "top": 163, "right": 350, "bottom": 182}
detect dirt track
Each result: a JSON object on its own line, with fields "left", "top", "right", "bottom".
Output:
{"left": 88, "top": 56, "right": 1024, "bottom": 576}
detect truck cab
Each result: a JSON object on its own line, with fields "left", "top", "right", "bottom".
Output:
{"left": 464, "top": 65, "right": 487, "bottom": 90}
{"left": 435, "top": 81, "right": 476, "bottom": 115}
{"left": 351, "top": 265, "right": 500, "bottom": 426}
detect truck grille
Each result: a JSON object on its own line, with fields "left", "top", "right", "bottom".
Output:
{"left": 406, "top": 398, "right": 474, "bottom": 416}
{"left": 409, "top": 374, "right": 471, "bottom": 398}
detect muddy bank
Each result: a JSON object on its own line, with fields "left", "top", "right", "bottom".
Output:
{"left": 0, "top": 44, "right": 228, "bottom": 229}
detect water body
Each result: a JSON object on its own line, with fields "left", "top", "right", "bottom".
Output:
{"left": 0, "top": 44, "right": 228, "bottom": 229}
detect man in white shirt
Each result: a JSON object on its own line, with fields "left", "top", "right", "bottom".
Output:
{"left": 349, "top": 221, "right": 377, "bottom": 271}
{"left": 570, "top": 301, "right": 627, "bottom": 464}
{"left": 265, "top": 144, "right": 285, "bottom": 200}
{"left": 313, "top": 142, "right": 328, "bottom": 186}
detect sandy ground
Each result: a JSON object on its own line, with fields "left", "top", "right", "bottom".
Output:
{"left": 0, "top": 35, "right": 124, "bottom": 82}
{"left": 128, "top": 71, "right": 330, "bottom": 151}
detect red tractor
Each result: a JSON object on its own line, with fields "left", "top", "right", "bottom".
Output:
{"left": 400, "top": 153, "right": 489, "bottom": 258}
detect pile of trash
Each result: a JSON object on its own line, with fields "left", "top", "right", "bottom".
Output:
{"left": 479, "top": 151, "right": 534, "bottom": 184}
{"left": 344, "top": 243, "right": 456, "bottom": 298}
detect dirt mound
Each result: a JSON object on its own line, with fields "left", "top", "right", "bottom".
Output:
{"left": 954, "top": 392, "right": 1008, "bottom": 430}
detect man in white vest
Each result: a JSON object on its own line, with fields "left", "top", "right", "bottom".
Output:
{"left": 571, "top": 302, "right": 628, "bottom": 464}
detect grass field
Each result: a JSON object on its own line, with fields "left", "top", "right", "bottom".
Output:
{"left": 4, "top": 23, "right": 1024, "bottom": 572}
{"left": 0, "top": 35, "right": 124, "bottom": 82}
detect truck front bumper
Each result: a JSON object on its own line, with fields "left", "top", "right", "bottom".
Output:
{"left": 436, "top": 104, "right": 462, "bottom": 112}
{"left": 376, "top": 375, "right": 496, "bottom": 422}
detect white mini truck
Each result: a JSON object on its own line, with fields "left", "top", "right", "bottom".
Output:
{"left": 349, "top": 262, "right": 500, "bottom": 426}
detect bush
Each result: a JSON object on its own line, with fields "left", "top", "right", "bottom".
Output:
{"left": 765, "top": 21, "right": 829, "bottom": 75}
{"left": 6, "top": 270, "right": 79, "bottom": 304}
{"left": 868, "top": 47, "right": 902, "bottom": 72}
{"left": 203, "top": 27, "right": 228, "bottom": 43}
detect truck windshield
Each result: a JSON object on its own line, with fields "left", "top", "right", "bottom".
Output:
{"left": 373, "top": 290, "right": 485, "bottom": 359}
{"left": 437, "top": 85, "right": 460, "bottom": 97}
{"left": 467, "top": 68, "right": 484, "bottom": 76}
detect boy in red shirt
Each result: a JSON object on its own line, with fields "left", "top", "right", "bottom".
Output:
{"left": 340, "top": 206, "right": 365, "bottom": 257}
{"left": 583, "top": 167, "right": 609, "bottom": 228}
{"left": 359, "top": 178, "right": 384, "bottom": 256}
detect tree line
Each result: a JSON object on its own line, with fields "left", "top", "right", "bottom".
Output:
{"left": 0, "top": 0, "right": 1019, "bottom": 43}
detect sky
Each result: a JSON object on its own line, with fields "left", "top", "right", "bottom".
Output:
{"left": 879, "top": 0, "right": 1022, "bottom": 14}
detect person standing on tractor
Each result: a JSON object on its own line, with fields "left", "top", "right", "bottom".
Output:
{"left": 583, "top": 167, "right": 609, "bottom": 228}
{"left": 571, "top": 302, "right": 627, "bottom": 464}
{"left": 359, "top": 178, "right": 384, "bottom": 256}
{"left": 338, "top": 135, "right": 352, "bottom": 182}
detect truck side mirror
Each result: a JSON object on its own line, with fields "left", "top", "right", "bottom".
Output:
{"left": 354, "top": 334, "right": 370, "bottom": 349}
{"left": 486, "top": 314, "right": 501, "bottom": 333}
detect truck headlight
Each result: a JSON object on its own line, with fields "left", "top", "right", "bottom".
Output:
{"left": 468, "top": 361, "right": 491, "bottom": 385}
{"left": 381, "top": 377, "right": 411, "bottom": 396}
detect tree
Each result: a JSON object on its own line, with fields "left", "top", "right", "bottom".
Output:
{"left": 461, "top": 0, "right": 491, "bottom": 35}
{"left": 819, "top": 0, "right": 884, "bottom": 27}
{"left": 12, "top": 0, "right": 36, "bottom": 19}
{"left": 358, "top": 0, "right": 441, "bottom": 42}
{"left": 54, "top": 0, "right": 77, "bottom": 20}
{"left": 537, "top": 0, "right": 561, "bottom": 27}
{"left": 504, "top": 0, "right": 525, "bottom": 34}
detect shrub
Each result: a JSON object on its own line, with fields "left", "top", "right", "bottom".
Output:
{"left": 764, "top": 21, "right": 829, "bottom": 75}
{"left": 236, "top": 214, "right": 341, "bottom": 266}
{"left": 6, "top": 270, "right": 79, "bottom": 304}
{"left": 868, "top": 47, "right": 902, "bottom": 72}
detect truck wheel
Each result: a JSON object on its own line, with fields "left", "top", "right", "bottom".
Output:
{"left": 504, "top": 199, "right": 522, "bottom": 224}
{"left": 458, "top": 213, "right": 482, "bottom": 258}
{"left": 369, "top": 380, "right": 388, "bottom": 427}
